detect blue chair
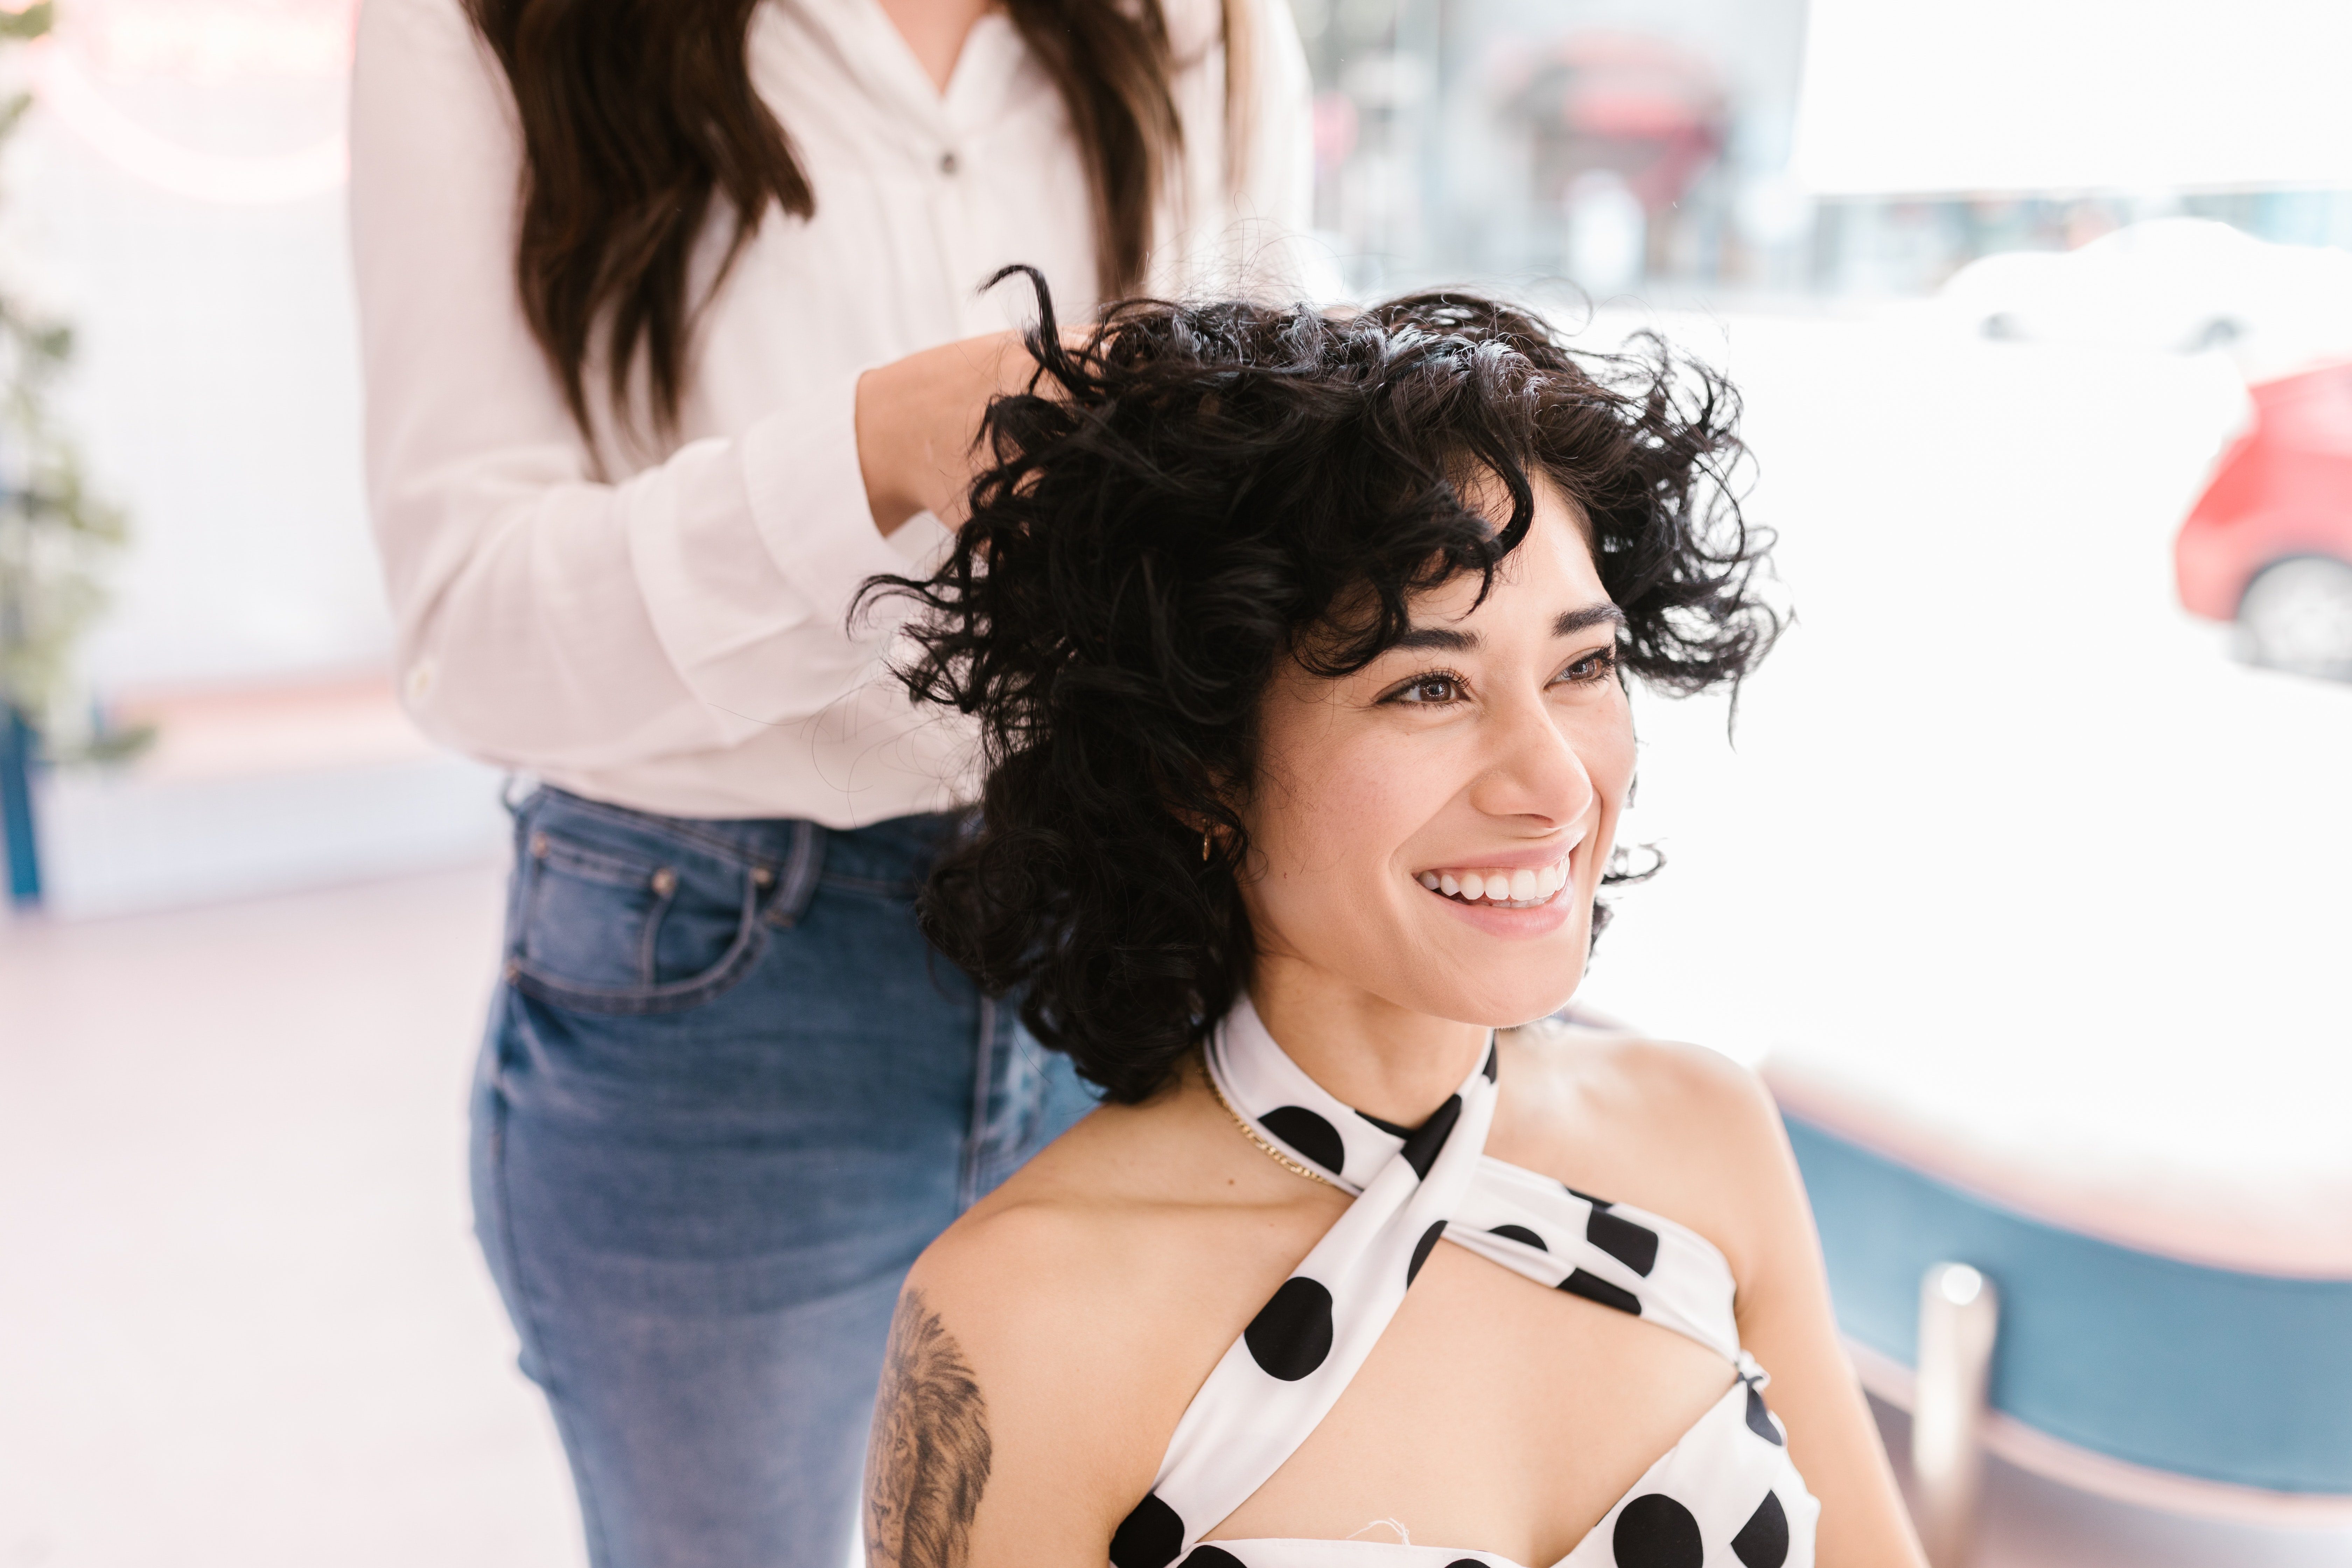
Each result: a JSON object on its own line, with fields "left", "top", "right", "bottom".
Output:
{"left": 1770, "top": 1074, "right": 2352, "bottom": 1565}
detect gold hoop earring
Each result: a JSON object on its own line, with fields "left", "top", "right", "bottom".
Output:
{"left": 1202, "top": 831, "right": 1212, "bottom": 863}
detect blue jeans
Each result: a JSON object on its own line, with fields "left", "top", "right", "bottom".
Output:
{"left": 471, "top": 787, "right": 1093, "bottom": 1568}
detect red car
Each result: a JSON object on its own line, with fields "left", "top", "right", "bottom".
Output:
{"left": 2176, "top": 364, "right": 2352, "bottom": 679}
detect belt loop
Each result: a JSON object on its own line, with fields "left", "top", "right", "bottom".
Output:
{"left": 762, "top": 819, "right": 825, "bottom": 928}
{"left": 498, "top": 777, "right": 541, "bottom": 967}
{"left": 500, "top": 772, "right": 541, "bottom": 815}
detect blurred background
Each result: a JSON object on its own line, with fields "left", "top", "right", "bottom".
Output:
{"left": 3, "top": 0, "right": 2349, "bottom": 1564}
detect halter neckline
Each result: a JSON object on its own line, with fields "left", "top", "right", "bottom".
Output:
{"left": 1107, "top": 996, "right": 1818, "bottom": 1568}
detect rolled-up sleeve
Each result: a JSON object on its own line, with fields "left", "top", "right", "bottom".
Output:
{"left": 350, "top": 0, "right": 905, "bottom": 775}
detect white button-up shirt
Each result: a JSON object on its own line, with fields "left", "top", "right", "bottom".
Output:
{"left": 351, "top": 0, "right": 1312, "bottom": 822}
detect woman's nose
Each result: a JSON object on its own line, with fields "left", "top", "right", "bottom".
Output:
{"left": 1465, "top": 693, "right": 1598, "bottom": 827}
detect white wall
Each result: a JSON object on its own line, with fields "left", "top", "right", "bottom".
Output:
{"left": 8, "top": 1, "right": 386, "bottom": 694}
{"left": 1795, "top": 0, "right": 2352, "bottom": 195}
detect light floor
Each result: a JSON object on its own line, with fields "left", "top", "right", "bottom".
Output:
{"left": 0, "top": 863, "right": 579, "bottom": 1568}
{"left": 5, "top": 863, "right": 2346, "bottom": 1568}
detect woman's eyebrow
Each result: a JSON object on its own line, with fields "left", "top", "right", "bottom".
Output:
{"left": 1393, "top": 602, "right": 1623, "bottom": 652}
{"left": 1556, "top": 603, "right": 1625, "bottom": 636}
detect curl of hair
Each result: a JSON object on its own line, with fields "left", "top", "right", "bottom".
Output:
{"left": 862, "top": 270, "right": 1780, "bottom": 1104}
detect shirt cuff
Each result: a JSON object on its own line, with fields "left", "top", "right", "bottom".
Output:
{"left": 741, "top": 367, "right": 914, "bottom": 629}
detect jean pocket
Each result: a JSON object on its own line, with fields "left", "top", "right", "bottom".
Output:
{"left": 508, "top": 825, "right": 772, "bottom": 1017}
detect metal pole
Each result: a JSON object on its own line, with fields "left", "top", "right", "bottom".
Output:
{"left": 1913, "top": 1261, "right": 2000, "bottom": 1568}
{"left": 1, "top": 702, "right": 39, "bottom": 906}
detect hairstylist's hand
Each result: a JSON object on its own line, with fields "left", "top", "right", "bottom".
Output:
{"left": 856, "top": 330, "right": 1051, "bottom": 536}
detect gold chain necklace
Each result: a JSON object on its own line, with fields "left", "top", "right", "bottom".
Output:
{"left": 1204, "top": 1066, "right": 1339, "bottom": 1189}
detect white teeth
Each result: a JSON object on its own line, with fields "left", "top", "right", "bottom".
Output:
{"left": 1420, "top": 856, "right": 1574, "bottom": 906}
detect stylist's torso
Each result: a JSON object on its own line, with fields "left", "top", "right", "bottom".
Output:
{"left": 354, "top": 0, "right": 1310, "bottom": 824}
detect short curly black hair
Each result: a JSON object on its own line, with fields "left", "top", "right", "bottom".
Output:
{"left": 863, "top": 270, "right": 1778, "bottom": 1105}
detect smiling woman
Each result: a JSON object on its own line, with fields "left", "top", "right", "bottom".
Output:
{"left": 855, "top": 278, "right": 1921, "bottom": 1568}
{"left": 870, "top": 274, "right": 1776, "bottom": 1104}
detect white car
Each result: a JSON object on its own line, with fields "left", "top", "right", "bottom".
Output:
{"left": 1936, "top": 218, "right": 2352, "bottom": 374}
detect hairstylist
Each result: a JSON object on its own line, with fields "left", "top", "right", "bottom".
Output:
{"left": 348, "top": 1, "right": 1309, "bottom": 1563}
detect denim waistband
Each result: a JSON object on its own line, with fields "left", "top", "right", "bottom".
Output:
{"left": 522, "top": 786, "right": 959, "bottom": 888}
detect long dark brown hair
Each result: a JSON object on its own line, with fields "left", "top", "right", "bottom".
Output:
{"left": 465, "top": 0, "right": 1251, "bottom": 445}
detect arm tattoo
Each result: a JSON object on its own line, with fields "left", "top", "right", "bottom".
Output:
{"left": 866, "top": 1288, "right": 993, "bottom": 1568}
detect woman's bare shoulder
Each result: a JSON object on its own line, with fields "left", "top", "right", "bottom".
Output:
{"left": 1492, "top": 1017, "right": 1799, "bottom": 1287}
{"left": 1500, "top": 1022, "right": 1928, "bottom": 1565}
{"left": 1499, "top": 1015, "right": 1783, "bottom": 1153}
{"left": 907, "top": 1098, "right": 1225, "bottom": 1411}
{"left": 872, "top": 1082, "right": 1346, "bottom": 1566}
{"left": 872, "top": 1112, "right": 1201, "bottom": 1566}
{"left": 914, "top": 1129, "right": 1206, "bottom": 1373}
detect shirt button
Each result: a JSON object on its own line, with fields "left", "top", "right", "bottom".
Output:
{"left": 938, "top": 150, "right": 959, "bottom": 176}
{"left": 405, "top": 658, "right": 436, "bottom": 704}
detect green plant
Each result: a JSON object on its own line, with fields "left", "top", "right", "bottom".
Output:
{"left": 0, "top": 0, "right": 145, "bottom": 764}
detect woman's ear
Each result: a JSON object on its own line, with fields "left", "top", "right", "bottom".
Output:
{"left": 1167, "top": 797, "right": 1245, "bottom": 870}
{"left": 1167, "top": 809, "right": 1219, "bottom": 864}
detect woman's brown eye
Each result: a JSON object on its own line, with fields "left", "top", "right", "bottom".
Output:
{"left": 1558, "top": 649, "right": 1617, "bottom": 685}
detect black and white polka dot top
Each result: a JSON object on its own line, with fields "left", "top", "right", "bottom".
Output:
{"left": 1109, "top": 997, "right": 1818, "bottom": 1568}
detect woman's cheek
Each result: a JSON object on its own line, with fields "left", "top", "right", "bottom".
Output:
{"left": 1289, "top": 739, "right": 1422, "bottom": 910}
{"left": 1289, "top": 786, "right": 1394, "bottom": 917}
{"left": 1576, "top": 707, "right": 1638, "bottom": 890}
{"left": 1596, "top": 736, "right": 1636, "bottom": 821}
